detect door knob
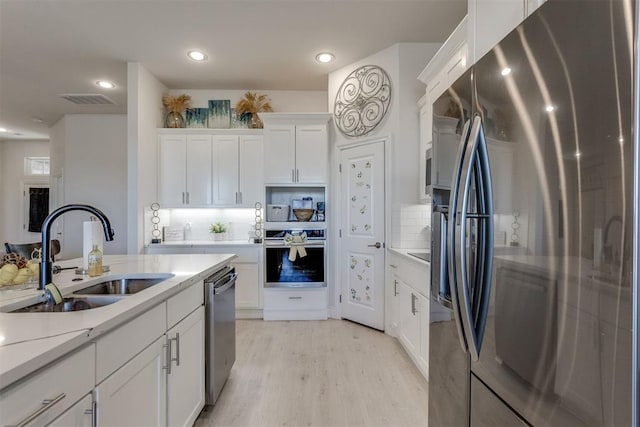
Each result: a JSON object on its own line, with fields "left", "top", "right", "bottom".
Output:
{"left": 368, "top": 242, "right": 382, "bottom": 249}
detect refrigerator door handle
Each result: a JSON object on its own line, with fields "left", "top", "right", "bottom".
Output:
{"left": 451, "top": 116, "right": 494, "bottom": 361}
{"left": 447, "top": 119, "right": 472, "bottom": 353}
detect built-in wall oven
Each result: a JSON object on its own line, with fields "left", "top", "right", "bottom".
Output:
{"left": 264, "top": 229, "right": 326, "bottom": 288}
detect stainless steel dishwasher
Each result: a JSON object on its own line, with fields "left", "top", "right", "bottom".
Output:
{"left": 204, "top": 264, "right": 237, "bottom": 406}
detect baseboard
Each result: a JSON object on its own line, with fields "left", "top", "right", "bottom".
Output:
{"left": 263, "top": 309, "right": 327, "bottom": 321}
{"left": 236, "top": 309, "right": 263, "bottom": 319}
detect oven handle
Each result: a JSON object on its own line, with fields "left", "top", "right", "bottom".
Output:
{"left": 264, "top": 241, "right": 326, "bottom": 247}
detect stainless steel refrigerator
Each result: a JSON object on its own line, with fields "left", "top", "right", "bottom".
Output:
{"left": 429, "top": 0, "right": 636, "bottom": 425}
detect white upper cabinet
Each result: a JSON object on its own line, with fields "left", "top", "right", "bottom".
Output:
{"left": 261, "top": 113, "right": 331, "bottom": 185}
{"left": 212, "top": 135, "right": 240, "bottom": 206}
{"left": 159, "top": 134, "right": 212, "bottom": 207}
{"left": 239, "top": 134, "right": 265, "bottom": 207}
{"left": 158, "top": 130, "right": 263, "bottom": 207}
{"left": 468, "top": 0, "right": 526, "bottom": 63}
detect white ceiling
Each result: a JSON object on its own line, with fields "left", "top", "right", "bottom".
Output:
{"left": 0, "top": 0, "right": 466, "bottom": 141}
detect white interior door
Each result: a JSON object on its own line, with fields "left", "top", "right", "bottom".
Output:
{"left": 340, "top": 140, "right": 385, "bottom": 330}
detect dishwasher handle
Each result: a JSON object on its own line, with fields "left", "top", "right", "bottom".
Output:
{"left": 214, "top": 273, "right": 237, "bottom": 295}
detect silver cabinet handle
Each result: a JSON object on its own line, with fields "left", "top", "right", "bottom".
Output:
{"left": 182, "top": 192, "right": 185, "bottom": 204}
{"left": 389, "top": 264, "right": 397, "bottom": 268}
{"left": 238, "top": 191, "right": 243, "bottom": 205}
{"left": 162, "top": 340, "right": 172, "bottom": 374}
{"left": 186, "top": 192, "right": 190, "bottom": 204}
{"left": 84, "top": 400, "right": 97, "bottom": 427}
{"left": 411, "top": 294, "right": 418, "bottom": 315}
{"left": 394, "top": 280, "right": 398, "bottom": 296}
{"left": 296, "top": 169, "right": 299, "bottom": 182}
{"left": 292, "top": 169, "right": 295, "bottom": 182}
{"left": 235, "top": 192, "right": 239, "bottom": 204}
{"left": 8, "top": 393, "right": 66, "bottom": 427}
{"left": 288, "top": 296, "right": 302, "bottom": 300}
{"left": 368, "top": 242, "right": 382, "bottom": 249}
{"left": 171, "top": 332, "right": 180, "bottom": 367}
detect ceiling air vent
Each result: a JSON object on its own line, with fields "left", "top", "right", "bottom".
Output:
{"left": 59, "top": 94, "right": 116, "bottom": 105}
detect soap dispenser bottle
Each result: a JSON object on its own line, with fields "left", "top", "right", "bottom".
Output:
{"left": 87, "top": 244, "right": 103, "bottom": 277}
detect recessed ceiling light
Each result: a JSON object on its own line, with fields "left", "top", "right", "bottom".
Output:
{"left": 545, "top": 104, "right": 557, "bottom": 112}
{"left": 501, "top": 67, "right": 512, "bottom": 76}
{"left": 0, "top": 127, "right": 8, "bottom": 133}
{"left": 96, "top": 80, "right": 115, "bottom": 89}
{"left": 315, "top": 52, "right": 335, "bottom": 64}
{"left": 187, "top": 50, "right": 208, "bottom": 61}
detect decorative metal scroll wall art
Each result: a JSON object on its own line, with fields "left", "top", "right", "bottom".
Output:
{"left": 334, "top": 65, "right": 391, "bottom": 137}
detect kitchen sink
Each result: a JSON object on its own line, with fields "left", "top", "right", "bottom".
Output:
{"left": 11, "top": 296, "right": 124, "bottom": 313}
{"left": 73, "top": 274, "right": 173, "bottom": 296}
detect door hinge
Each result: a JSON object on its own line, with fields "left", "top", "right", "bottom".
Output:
{"left": 339, "top": 294, "right": 342, "bottom": 303}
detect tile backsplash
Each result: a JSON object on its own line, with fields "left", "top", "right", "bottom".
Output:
{"left": 144, "top": 208, "right": 256, "bottom": 243}
{"left": 392, "top": 203, "right": 431, "bottom": 249}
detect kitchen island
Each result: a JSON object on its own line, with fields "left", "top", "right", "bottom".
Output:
{"left": 0, "top": 253, "right": 235, "bottom": 426}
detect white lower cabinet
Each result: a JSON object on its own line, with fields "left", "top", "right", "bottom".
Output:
{"left": 0, "top": 344, "right": 95, "bottom": 427}
{"left": 94, "top": 279, "right": 206, "bottom": 426}
{"left": 235, "top": 262, "right": 261, "bottom": 310}
{"left": 167, "top": 307, "right": 205, "bottom": 427}
{"left": 96, "top": 335, "right": 168, "bottom": 427}
{"left": 49, "top": 393, "right": 94, "bottom": 427}
{"left": 263, "top": 287, "right": 327, "bottom": 320}
{"left": 388, "top": 252, "right": 430, "bottom": 379}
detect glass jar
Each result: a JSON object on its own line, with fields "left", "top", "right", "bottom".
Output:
{"left": 87, "top": 244, "right": 103, "bottom": 277}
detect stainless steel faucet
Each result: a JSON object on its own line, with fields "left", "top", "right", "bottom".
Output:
{"left": 40, "top": 204, "right": 115, "bottom": 290}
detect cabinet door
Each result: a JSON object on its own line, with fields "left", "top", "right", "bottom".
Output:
{"left": 487, "top": 138, "right": 514, "bottom": 214}
{"left": 96, "top": 336, "right": 167, "bottom": 427}
{"left": 159, "top": 134, "right": 187, "bottom": 206}
{"left": 167, "top": 306, "right": 205, "bottom": 427}
{"left": 397, "top": 279, "right": 420, "bottom": 356}
{"left": 239, "top": 134, "right": 264, "bottom": 207}
{"left": 554, "top": 304, "right": 602, "bottom": 423}
{"left": 212, "top": 135, "right": 239, "bottom": 206}
{"left": 186, "top": 134, "right": 213, "bottom": 206}
{"left": 444, "top": 42, "right": 468, "bottom": 86}
{"left": 235, "top": 263, "right": 261, "bottom": 309}
{"left": 49, "top": 394, "right": 93, "bottom": 427}
{"left": 295, "top": 125, "right": 327, "bottom": 183}
{"left": 418, "top": 99, "right": 431, "bottom": 202}
{"left": 264, "top": 125, "right": 296, "bottom": 183}
{"left": 432, "top": 127, "right": 460, "bottom": 189}
{"left": 417, "top": 292, "right": 429, "bottom": 376}
{"left": 472, "top": 0, "right": 525, "bottom": 62}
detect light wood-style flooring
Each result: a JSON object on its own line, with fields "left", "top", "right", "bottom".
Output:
{"left": 195, "top": 319, "right": 428, "bottom": 427}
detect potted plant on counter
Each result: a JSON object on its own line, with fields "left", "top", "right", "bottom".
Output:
{"left": 209, "top": 221, "right": 228, "bottom": 241}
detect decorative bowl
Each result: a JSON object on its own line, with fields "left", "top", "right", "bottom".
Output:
{"left": 293, "top": 208, "right": 314, "bottom": 222}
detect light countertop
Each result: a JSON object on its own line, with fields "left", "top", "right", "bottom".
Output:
{"left": 388, "top": 247, "right": 430, "bottom": 266}
{"left": 146, "top": 240, "right": 260, "bottom": 247}
{"left": 0, "top": 253, "right": 235, "bottom": 390}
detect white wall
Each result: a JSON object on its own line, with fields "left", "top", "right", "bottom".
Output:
{"left": 128, "top": 62, "right": 167, "bottom": 254}
{"left": 49, "top": 114, "right": 127, "bottom": 259}
{"left": 168, "top": 89, "right": 327, "bottom": 113}
{"left": 0, "top": 140, "right": 50, "bottom": 247}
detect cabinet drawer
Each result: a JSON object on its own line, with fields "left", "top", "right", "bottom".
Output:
{"left": 0, "top": 344, "right": 95, "bottom": 427}
{"left": 167, "top": 280, "right": 204, "bottom": 329}
{"left": 96, "top": 303, "right": 166, "bottom": 383}
{"left": 264, "top": 288, "right": 326, "bottom": 310}
{"left": 202, "top": 246, "right": 259, "bottom": 263}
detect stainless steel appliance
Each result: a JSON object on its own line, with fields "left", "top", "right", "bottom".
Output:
{"left": 204, "top": 265, "right": 237, "bottom": 405}
{"left": 264, "top": 229, "right": 326, "bottom": 288}
{"left": 429, "top": 1, "right": 637, "bottom": 425}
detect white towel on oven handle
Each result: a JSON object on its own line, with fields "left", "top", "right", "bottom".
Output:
{"left": 285, "top": 232, "right": 308, "bottom": 262}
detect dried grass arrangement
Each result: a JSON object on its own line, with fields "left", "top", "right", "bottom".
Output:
{"left": 162, "top": 94, "right": 192, "bottom": 112}
{"left": 235, "top": 92, "right": 273, "bottom": 128}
